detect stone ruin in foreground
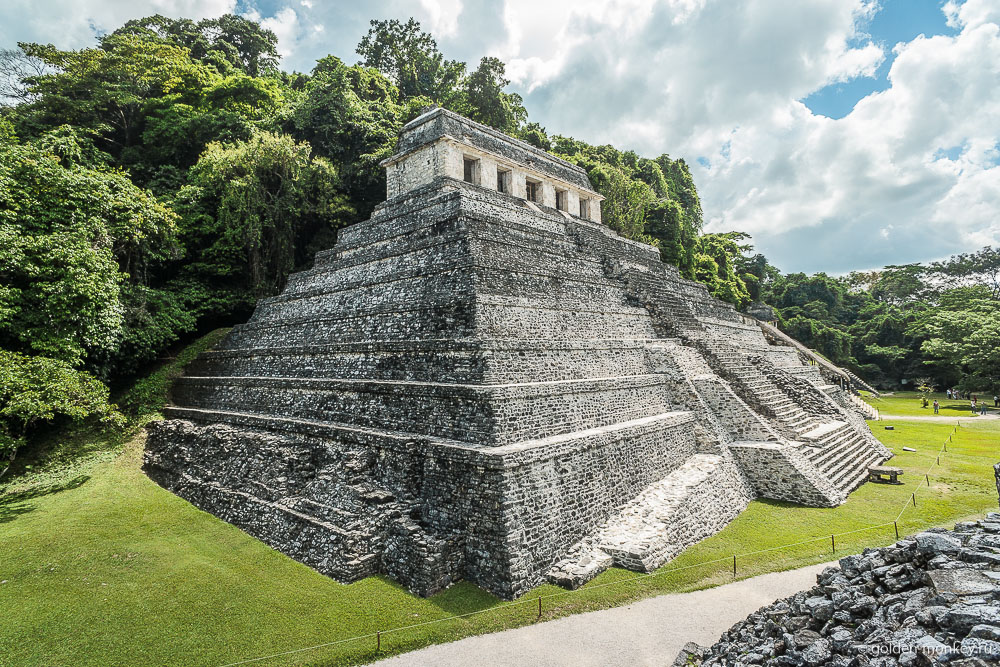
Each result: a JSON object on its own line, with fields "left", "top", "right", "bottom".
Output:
{"left": 145, "top": 108, "right": 890, "bottom": 600}
{"left": 678, "top": 516, "right": 1000, "bottom": 666}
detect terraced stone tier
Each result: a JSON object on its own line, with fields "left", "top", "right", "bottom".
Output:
{"left": 548, "top": 453, "right": 754, "bottom": 586}
{"left": 172, "top": 374, "right": 676, "bottom": 446}
{"left": 187, "top": 339, "right": 662, "bottom": 384}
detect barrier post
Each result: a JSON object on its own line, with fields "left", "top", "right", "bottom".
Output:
{"left": 537, "top": 597, "right": 542, "bottom": 619}
{"left": 831, "top": 534, "right": 835, "bottom": 554}
{"left": 733, "top": 555, "right": 737, "bottom": 577}
{"left": 912, "top": 493, "right": 917, "bottom": 507}
{"left": 377, "top": 631, "right": 381, "bottom": 652}
{"left": 894, "top": 521, "right": 899, "bottom": 539}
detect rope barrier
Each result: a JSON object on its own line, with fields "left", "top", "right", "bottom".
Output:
{"left": 217, "top": 422, "right": 989, "bottom": 667}
{"left": 893, "top": 423, "right": 959, "bottom": 523}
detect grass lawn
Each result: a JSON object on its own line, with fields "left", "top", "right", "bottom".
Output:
{"left": 864, "top": 390, "right": 997, "bottom": 418}
{"left": 2, "top": 339, "right": 999, "bottom": 667}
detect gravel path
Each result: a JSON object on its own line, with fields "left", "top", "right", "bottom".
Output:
{"left": 372, "top": 562, "right": 832, "bottom": 667}
{"left": 878, "top": 413, "right": 998, "bottom": 421}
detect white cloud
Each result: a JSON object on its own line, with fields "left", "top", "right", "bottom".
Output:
{"left": 419, "top": 0, "right": 463, "bottom": 39}
{"left": 0, "top": 0, "right": 236, "bottom": 48}
{"left": 944, "top": 0, "right": 1000, "bottom": 29}
{"left": 498, "top": 0, "right": 1000, "bottom": 272}
{"left": 259, "top": 7, "right": 302, "bottom": 60}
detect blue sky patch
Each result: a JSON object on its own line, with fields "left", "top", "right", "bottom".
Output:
{"left": 802, "top": 0, "right": 956, "bottom": 119}
{"left": 933, "top": 145, "right": 965, "bottom": 161}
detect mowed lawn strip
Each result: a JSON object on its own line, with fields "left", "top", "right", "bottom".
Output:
{"left": 864, "top": 390, "right": 997, "bottom": 418}
{"left": 2, "top": 346, "right": 998, "bottom": 666}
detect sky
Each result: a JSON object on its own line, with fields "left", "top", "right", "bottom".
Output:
{"left": 2, "top": 0, "right": 998, "bottom": 275}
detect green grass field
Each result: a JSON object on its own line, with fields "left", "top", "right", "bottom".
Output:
{"left": 864, "top": 390, "right": 997, "bottom": 418}
{"left": 2, "top": 339, "right": 999, "bottom": 667}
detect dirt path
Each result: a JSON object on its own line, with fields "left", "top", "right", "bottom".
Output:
{"left": 372, "top": 562, "right": 833, "bottom": 667}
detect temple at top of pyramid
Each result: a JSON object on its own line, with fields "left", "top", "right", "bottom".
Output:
{"left": 382, "top": 106, "right": 604, "bottom": 221}
{"left": 144, "top": 107, "right": 890, "bottom": 600}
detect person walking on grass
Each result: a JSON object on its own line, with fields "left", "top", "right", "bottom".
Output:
{"left": 981, "top": 403, "right": 988, "bottom": 416}
{"left": 994, "top": 395, "right": 998, "bottom": 407}
{"left": 972, "top": 399, "right": 978, "bottom": 415}
{"left": 933, "top": 399, "right": 940, "bottom": 414}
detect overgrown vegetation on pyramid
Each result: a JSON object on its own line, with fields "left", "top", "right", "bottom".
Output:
{"left": 144, "top": 108, "right": 890, "bottom": 600}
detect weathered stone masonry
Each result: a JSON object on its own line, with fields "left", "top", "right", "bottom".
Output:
{"left": 145, "top": 108, "right": 889, "bottom": 599}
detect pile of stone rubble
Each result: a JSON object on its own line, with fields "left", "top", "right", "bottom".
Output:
{"left": 677, "top": 516, "right": 1000, "bottom": 666}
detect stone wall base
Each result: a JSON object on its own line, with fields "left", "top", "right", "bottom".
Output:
{"left": 145, "top": 409, "right": 705, "bottom": 599}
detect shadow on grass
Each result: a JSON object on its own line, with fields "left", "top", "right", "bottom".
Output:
{"left": 940, "top": 405, "right": 991, "bottom": 415}
{"left": 0, "top": 474, "right": 90, "bottom": 524}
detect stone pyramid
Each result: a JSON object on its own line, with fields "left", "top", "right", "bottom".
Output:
{"left": 144, "top": 108, "right": 890, "bottom": 599}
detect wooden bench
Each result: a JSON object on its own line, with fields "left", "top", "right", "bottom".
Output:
{"left": 868, "top": 465, "right": 904, "bottom": 484}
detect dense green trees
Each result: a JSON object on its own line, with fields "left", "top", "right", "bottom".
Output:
{"left": 749, "top": 258, "right": 1000, "bottom": 393}
{"left": 0, "top": 128, "right": 177, "bottom": 369}
{"left": 0, "top": 350, "right": 120, "bottom": 478}
{"left": 356, "top": 18, "right": 465, "bottom": 104}
{"left": 286, "top": 56, "right": 405, "bottom": 217}
{"left": 176, "top": 130, "right": 350, "bottom": 300}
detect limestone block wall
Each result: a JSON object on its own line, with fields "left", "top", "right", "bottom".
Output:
{"left": 172, "top": 374, "right": 677, "bottom": 447}
{"left": 692, "top": 376, "right": 781, "bottom": 442}
{"left": 146, "top": 409, "right": 702, "bottom": 599}
{"left": 187, "top": 339, "right": 661, "bottom": 385}
{"left": 418, "top": 412, "right": 701, "bottom": 597}
{"left": 647, "top": 343, "right": 736, "bottom": 453}
{"left": 728, "top": 441, "right": 845, "bottom": 506}
{"left": 385, "top": 141, "right": 445, "bottom": 198}
{"left": 699, "top": 318, "right": 772, "bottom": 350}
{"left": 766, "top": 347, "right": 802, "bottom": 368}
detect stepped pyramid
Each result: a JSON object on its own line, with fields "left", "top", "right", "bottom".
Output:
{"left": 144, "top": 108, "right": 890, "bottom": 599}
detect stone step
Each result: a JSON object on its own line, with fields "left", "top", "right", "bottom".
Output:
{"left": 774, "top": 405, "right": 811, "bottom": 422}
{"left": 821, "top": 439, "right": 877, "bottom": 483}
{"left": 548, "top": 454, "right": 750, "bottom": 581}
{"left": 808, "top": 432, "right": 865, "bottom": 471}
{"left": 829, "top": 448, "right": 883, "bottom": 489}
{"left": 834, "top": 453, "right": 887, "bottom": 492}
{"left": 816, "top": 427, "right": 858, "bottom": 452}
{"left": 815, "top": 429, "right": 858, "bottom": 458}
{"left": 800, "top": 420, "right": 848, "bottom": 443}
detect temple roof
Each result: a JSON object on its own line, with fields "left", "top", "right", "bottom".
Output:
{"left": 381, "top": 107, "right": 594, "bottom": 192}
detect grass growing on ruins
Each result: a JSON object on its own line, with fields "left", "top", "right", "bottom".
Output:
{"left": 2, "top": 340, "right": 999, "bottom": 667}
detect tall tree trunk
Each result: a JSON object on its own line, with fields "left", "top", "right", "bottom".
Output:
{"left": 0, "top": 447, "right": 16, "bottom": 481}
